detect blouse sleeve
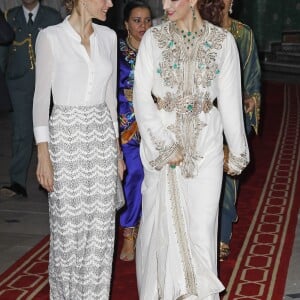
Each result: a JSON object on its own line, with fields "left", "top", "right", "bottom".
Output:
{"left": 217, "top": 32, "right": 250, "bottom": 175}
{"left": 133, "top": 30, "right": 180, "bottom": 171}
{"left": 32, "top": 29, "right": 53, "bottom": 144}
{"left": 105, "top": 31, "right": 119, "bottom": 138}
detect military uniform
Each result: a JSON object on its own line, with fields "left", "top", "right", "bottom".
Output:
{"left": 3, "top": 4, "right": 61, "bottom": 196}
{"left": 0, "top": 10, "right": 14, "bottom": 111}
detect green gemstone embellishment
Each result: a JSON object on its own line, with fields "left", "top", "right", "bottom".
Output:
{"left": 187, "top": 104, "right": 193, "bottom": 111}
{"left": 170, "top": 165, "right": 176, "bottom": 169}
{"left": 205, "top": 41, "right": 211, "bottom": 48}
{"left": 168, "top": 40, "right": 174, "bottom": 48}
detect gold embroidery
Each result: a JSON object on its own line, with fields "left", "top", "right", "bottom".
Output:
{"left": 153, "top": 21, "right": 226, "bottom": 91}
{"left": 250, "top": 93, "right": 261, "bottom": 135}
{"left": 154, "top": 92, "right": 213, "bottom": 178}
{"left": 167, "top": 168, "right": 197, "bottom": 296}
{"left": 150, "top": 22, "right": 227, "bottom": 178}
{"left": 156, "top": 93, "right": 213, "bottom": 114}
{"left": 13, "top": 36, "right": 35, "bottom": 70}
{"left": 227, "top": 147, "right": 249, "bottom": 176}
{"left": 148, "top": 128, "right": 181, "bottom": 170}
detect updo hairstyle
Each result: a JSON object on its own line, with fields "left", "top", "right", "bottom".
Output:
{"left": 64, "top": 0, "right": 78, "bottom": 14}
{"left": 197, "top": 0, "right": 225, "bottom": 26}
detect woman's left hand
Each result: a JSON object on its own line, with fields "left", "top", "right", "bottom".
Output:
{"left": 118, "top": 157, "right": 126, "bottom": 181}
{"left": 244, "top": 97, "right": 256, "bottom": 113}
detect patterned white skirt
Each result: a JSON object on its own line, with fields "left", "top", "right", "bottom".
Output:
{"left": 48, "top": 104, "right": 117, "bottom": 300}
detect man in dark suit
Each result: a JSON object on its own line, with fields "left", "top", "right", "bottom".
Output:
{"left": 0, "top": 10, "right": 14, "bottom": 43}
{"left": 0, "top": 10, "right": 14, "bottom": 112}
{"left": 0, "top": 0, "right": 61, "bottom": 198}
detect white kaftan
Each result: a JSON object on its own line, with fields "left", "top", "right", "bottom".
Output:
{"left": 133, "top": 21, "right": 249, "bottom": 300}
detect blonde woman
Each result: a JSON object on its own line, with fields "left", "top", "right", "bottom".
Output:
{"left": 32, "top": 0, "right": 125, "bottom": 298}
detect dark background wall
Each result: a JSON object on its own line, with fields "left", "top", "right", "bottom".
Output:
{"left": 233, "top": 0, "right": 300, "bottom": 51}
{"left": 3, "top": 0, "right": 297, "bottom": 52}
{"left": 109, "top": 0, "right": 300, "bottom": 52}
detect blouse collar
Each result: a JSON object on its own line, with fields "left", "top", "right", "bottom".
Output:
{"left": 63, "top": 16, "right": 95, "bottom": 42}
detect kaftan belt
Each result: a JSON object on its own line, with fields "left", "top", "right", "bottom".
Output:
{"left": 155, "top": 94, "right": 213, "bottom": 115}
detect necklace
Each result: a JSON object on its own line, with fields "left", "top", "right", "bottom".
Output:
{"left": 174, "top": 22, "right": 205, "bottom": 49}
{"left": 126, "top": 37, "right": 138, "bottom": 52}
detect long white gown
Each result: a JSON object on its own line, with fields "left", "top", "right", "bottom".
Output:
{"left": 133, "top": 21, "right": 250, "bottom": 300}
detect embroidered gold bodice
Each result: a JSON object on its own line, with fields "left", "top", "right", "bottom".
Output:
{"left": 149, "top": 21, "right": 227, "bottom": 178}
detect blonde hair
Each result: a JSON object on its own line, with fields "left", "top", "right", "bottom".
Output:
{"left": 64, "top": 0, "right": 78, "bottom": 14}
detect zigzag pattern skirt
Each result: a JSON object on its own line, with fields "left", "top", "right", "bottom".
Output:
{"left": 48, "top": 104, "right": 117, "bottom": 300}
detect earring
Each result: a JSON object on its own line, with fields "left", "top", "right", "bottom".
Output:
{"left": 191, "top": 5, "right": 196, "bottom": 21}
{"left": 163, "top": 9, "right": 168, "bottom": 21}
{"left": 126, "top": 28, "right": 131, "bottom": 40}
{"left": 229, "top": 0, "right": 233, "bottom": 14}
{"left": 81, "top": 0, "right": 87, "bottom": 8}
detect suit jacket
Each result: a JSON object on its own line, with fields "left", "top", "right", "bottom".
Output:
{"left": 0, "top": 10, "right": 14, "bottom": 45}
{"left": 5, "top": 5, "right": 61, "bottom": 80}
{"left": 0, "top": 10, "right": 14, "bottom": 111}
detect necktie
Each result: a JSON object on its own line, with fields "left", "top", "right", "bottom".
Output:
{"left": 28, "top": 12, "right": 34, "bottom": 27}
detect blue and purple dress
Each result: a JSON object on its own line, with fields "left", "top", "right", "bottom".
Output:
{"left": 118, "top": 38, "right": 143, "bottom": 228}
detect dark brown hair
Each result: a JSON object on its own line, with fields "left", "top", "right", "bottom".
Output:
{"left": 123, "top": 1, "right": 152, "bottom": 22}
{"left": 197, "top": 0, "right": 224, "bottom": 26}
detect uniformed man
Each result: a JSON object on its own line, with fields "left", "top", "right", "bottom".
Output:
{"left": 0, "top": 10, "right": 14, "bottom": 112}
{"left": 0, "top": 0, "right": 61, "bottom": 198}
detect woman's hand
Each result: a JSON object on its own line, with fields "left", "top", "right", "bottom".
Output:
{"left": 168, "top": 149, "right": 184, "bottom": 168}
{"left": 118, "top": 155, "right": 126, "bottom": 181}
{"left": 36, "top": 142, "right": 54, "bottom": 192}
{"left": 116, "top": 140, "right": 126, "bottom": 180}
{"left": 244, "top": 97, "right": 256, "bottom": 113}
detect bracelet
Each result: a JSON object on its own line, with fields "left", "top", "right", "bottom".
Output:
{"left": 117, "top": 151, "right": 123, "bottom": 160}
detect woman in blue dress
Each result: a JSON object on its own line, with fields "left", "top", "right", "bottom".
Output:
{"left": 118, "top": 1, "right": 152, "bottom": 261}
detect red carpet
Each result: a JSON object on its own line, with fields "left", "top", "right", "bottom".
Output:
{"left": 0, "top": 82, "right": 299, "bottom": 300}
{"left": 220, "top": 82, "right": 300, "bottom": 299}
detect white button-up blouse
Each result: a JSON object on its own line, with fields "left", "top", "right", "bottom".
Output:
{"left": 33, "top": 17, "right": 118, "bottom": 144}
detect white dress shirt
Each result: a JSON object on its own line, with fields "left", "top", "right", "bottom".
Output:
{"left": 33, "top": 17, "right": 118, "bottom": 143}
{"left": 23, "top": 2, "right": 39, "bottom": 22}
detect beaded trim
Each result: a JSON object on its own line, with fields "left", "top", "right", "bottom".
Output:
{"left": 155, "top": 93, "right": 213, "bottom": 115}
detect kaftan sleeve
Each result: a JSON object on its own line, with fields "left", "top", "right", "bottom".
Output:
{"left": 242, "top": 28, "right": 261, "bottom": 134}
{"left": 32, "top": 29, "right": 53, "bottom": 144}
{"left": 105, "top": 30, "right": 119, "bottom": 138}
{"left": 217, "top": 32, "right": 249, "bottom": 175}
{"left": 133, "top": 30, "right": 180, "bottom": 170}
